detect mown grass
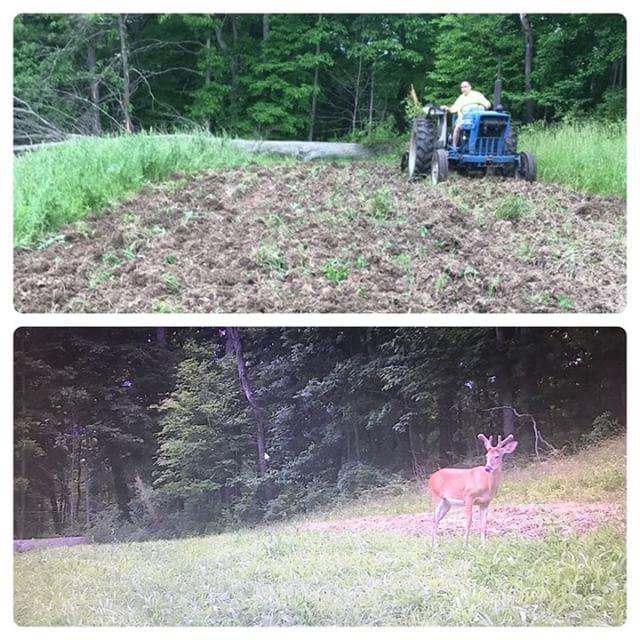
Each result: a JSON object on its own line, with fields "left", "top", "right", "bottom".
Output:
{"left": 14, "top": 133, "right": 283, "bottom": 247}
{"left": 519, "top": 120, "right": 626, "bottom": 197}
{"left": 14, "top": 525, "right": 625, "bottom": 626}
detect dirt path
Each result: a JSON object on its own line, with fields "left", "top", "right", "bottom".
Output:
{"left": 14, "top": 162, "right": 625, "bottom": 313}
{"left": 300, "top": 502, "right": 625, "bottom": 540}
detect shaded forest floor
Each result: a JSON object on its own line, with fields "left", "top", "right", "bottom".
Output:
{"left": 14, "top": 161, "right": 626, "bottom": 313}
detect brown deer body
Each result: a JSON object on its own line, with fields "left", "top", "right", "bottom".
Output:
{"left": 428, "top": 433, "right": 518, "bottom": 545}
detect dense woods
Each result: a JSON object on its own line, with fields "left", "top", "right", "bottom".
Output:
{"left": 14, "top": 327, "right": 625, "bottom": 540}
{"left": 14, "top": 13, "right": 626, "bottom": 144}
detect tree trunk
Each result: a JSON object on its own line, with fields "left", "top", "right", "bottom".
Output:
{"left": 368, "top": 66, "right": 375, "bottom": 130}
{"left": 75, "top": 439, "right": 82, "bottom": 522}
{"left": 353, "top": 424, "right": 361, "bottom": 461}
{"left": 308, "top": 17, "right": 322, "bottom": 142}
{"left": 204, "top": 36, "right": 212, "bottom": 132}
{"left": 352, "top": 55, "right": 363, "bottom": 134}
{"left": 107, "top": 446, "right": 132, "bottom": 521}
{"left": 495, "top": 327, "right": 516, "bottom": 437}
{"left": 156, "top": 327, "right": 168, "bottom": 349}
{"left": 69, "top": 431, "right": 76, "bottom": 528}
{"left": 519, "top": 13, "right": 535, "bottom": 123}
{"left": 437, "top": 391, "right": 454, "bottom": 464}
{"left": 226, "top": 328, "right": 268, "bottom": 476}
{"left": 262, "top": 14, "right": 270, "bottom": 42}
{"left": 86, "top": 30, "right": 101, "bottom": 135}
{"left": 48, "top": 484, "right": 62, "bottom": 535}
{"left": 215, "top": 17, "right": 240, "bottom": 118}
{"left": 117, "top": 14, "right": 133, "bottom": 132}
{"left": 18, "top": 446, "right": 27, "bottom": 538}
{"left": 85, "top": 461, "right": 91, "bottom": 529}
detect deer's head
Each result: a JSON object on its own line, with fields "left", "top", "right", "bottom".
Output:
{"left": 477, "top": 433, "right": 518, "bottom": 472}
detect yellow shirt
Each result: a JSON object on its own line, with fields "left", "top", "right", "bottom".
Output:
{"left": 450, "top": 90, "right": 491, "bottom": 115}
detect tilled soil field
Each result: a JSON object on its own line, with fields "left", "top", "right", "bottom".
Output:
{"left": 14, "top": 162, "right": 626, "bottom": 313}
{"left": 300, "top": 501, "right": 625, "bottom": 540}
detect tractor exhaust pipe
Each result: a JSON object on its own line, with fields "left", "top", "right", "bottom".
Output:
{"left": 493, "top": 77, "right": 503, "bottom": 112}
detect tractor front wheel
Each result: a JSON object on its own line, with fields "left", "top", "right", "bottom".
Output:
{"left": 505, "top": 125, "right": 518, "bottom": 155}
{"left": 408, "top": 118, "right": 437, "bottom": 179}
{"left": 517, "top": 151, "right": 537, "bottom": 182}
{"left": 431, "top": 149, "right": 448, "bottom": 185}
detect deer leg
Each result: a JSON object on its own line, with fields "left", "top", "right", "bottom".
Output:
{"left": 432, "top": 498, "right": 451, "bottom": 546}
{"left": 464, "top": 497, "right": 474, "bottom": 545}
{"left": 479, "top": 503, "right": 489, "bottom": 546}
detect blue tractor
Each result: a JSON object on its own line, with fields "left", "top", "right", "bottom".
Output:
{"left": 401, "top": 79, "right": 537, "bottom": 184}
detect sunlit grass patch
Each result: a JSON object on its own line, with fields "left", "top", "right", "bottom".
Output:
{"left": 520, "top": 120, "right": 625, "bottom": 196}
{"left": 14, "top": 133, "right": 283, "bottom": 247}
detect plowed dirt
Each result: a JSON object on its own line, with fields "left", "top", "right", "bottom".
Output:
{"left": 300, "top": 501, "right": 625, "bottom": 540}
{"left": 14, "top": 162, "right": 626, "bottom": 313}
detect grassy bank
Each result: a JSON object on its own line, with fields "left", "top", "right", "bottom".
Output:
{"left": 519, "top": 120, "right": 626, "bottom": 196}
{"left": 306, "top": 434, "right": 626, "bottom": 522}
{"left": 13, "top": 134, "right": 280, "bottom": 247}
{"left": 14, "top": 526, "right": 624, "bottom": 626}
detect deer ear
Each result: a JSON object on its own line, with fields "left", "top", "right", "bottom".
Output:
{"left": 501, "top": 440, "right": 518, "bottom": 454}
{"left": 477, "top": 433, "right": 491, "bottom": 450}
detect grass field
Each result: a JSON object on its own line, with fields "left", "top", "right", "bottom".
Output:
{"left": 13, "top": 133, "right": 283, "bottom": 247}
{"left": 519, "top": 120, "right": 626, "bottom": 197}
{"left": 14, "top": 436, "right": 626, "bottom": 626}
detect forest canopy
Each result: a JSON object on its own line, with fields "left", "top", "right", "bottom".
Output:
{"left": 13, "top": 13, "right": 626, "bottom": 144}
{"left": 14, "top": 327, "right": 626, "bottom": 541}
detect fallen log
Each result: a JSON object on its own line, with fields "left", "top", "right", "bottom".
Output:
{"left": 15, "top": 136, "right": 375, "bottom": 161}
{"left": 14, "top": 536, "right": 89, "bottom": 553}
{"left": 229, "top": 139, "right": 374, "bottom": 161}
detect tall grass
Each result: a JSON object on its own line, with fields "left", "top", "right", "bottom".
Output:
{"left": 519, "top": 120, "right": 626, "bottom": 196}
{"left": 14, "top": 527, "right": 625, "bottom": 626}
{"left": 14, "top": 133, "right": 280, "bottom": 247}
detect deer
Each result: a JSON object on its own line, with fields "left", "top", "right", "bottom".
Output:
{"left": 428, "top": 433, "right": 518, "bottom": 545}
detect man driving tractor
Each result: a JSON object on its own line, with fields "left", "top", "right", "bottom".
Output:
{"left": 440, "top": 80, "right": 491, "bottom": 147}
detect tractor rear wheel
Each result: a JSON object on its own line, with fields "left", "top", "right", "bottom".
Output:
{"left": 431, "top": 149, "right": 448, "bottom": 185}
{"left": 408, "top": 118, "right": 437, "bottom": 179}
{"left": 517, "top": 151, "right": 537, "bottom": 182}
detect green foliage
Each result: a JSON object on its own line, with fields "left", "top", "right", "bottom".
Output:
{"left": 346, "top": 116, "right": 403, "bottom": 150}
{"left": 154, "top": 340, "right": 256, "bottom": 535}
{"left": 494, "top": 195, "right": 532, "bottom": 221}
{"left": 367, "top": 187, "right": 394, "bottom": 220}
{"left": 336, "top": 462, "right": 388, "bottom": 495}
{"left": 323, "top": 258, "right": 350, "bottom": 284}
{"left": 13, "top": 13, "right": 625, "bottom": 148}
{"left": 255, "top": 243, "right": 288, "bottom": 276}
{"left": 581, "top": 412, "right": 624, "bottom": 445}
